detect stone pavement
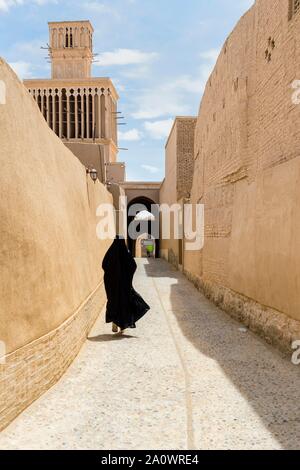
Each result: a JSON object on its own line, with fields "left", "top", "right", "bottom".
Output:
{"left": 0, "top": 259, "right": 299, "bottom": 450}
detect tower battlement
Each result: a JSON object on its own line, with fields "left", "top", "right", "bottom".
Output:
{"left": 48, "top": 20, "right": 94, "bottom": 79}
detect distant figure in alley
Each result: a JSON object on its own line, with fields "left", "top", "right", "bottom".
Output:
{"left": 102, "top": 236, "right": 150, "bottom": 334}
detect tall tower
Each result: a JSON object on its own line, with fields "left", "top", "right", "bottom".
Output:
{"left": 24, "top": 20, "right": 124, "bottom": 181}
{"left": 49, "top": 21, "right": 94, "bottom": 79}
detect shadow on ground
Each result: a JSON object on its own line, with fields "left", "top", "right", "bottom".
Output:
{"left": 88, "top": 334, "right": 138, "bottom": 342}
{"left": 144, "top": 258, "right": 300, "bottom": 450}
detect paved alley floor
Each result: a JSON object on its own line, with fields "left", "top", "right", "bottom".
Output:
{"left": 0, "top": 259, "right": 300, "bottom": 450}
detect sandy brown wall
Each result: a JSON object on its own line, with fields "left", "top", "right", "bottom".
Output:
{"left": 64, "top": 142, "right": 106, "bottom": 183}
{"left": 0, "top": 59, "right": 113, "bottom": 355}
{"left": 176, "top": 118, "right": 196, "bottom": 200}
{"left": 124, "top": 187, "right": 160, "bottom": 206}
{"left": 160, "top": 122, "right": 179, "bottom": 265}
{"left": 185, "top": 0, "right": 300, "bottom": 342}
{"left": 160, "top": 118, "right": 196, "bottom": 267}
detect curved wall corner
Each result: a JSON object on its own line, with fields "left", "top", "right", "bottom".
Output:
{"left": 0, "top": 59, "right": 113, "bottom": 430}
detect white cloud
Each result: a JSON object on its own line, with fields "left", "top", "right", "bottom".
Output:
{"left": 141, "top": 165, "right": 160, "bottom": 174}
{"left": 144, "top": 119, "right": 174, "bottom": 140}
{"left": 95, "top": 49, "right": 158, "bottom": 67}
{"left": 121, "top": 65, "right": 152, "bottom": 79}
{"left": 0, "top": 0, "right": 57, "bottom": 11}
{"left": 131, "top": 47, "right": 220, "bottom": 120}
{"left": 110, "top": 77, "right": 126, "bottom": 92}
{"left": 0, "top": 0, "right": 22, "bottom": 11}
{"left": 9, "top": 61, "right": 32, "bottom": 79}
{"left": 199, "top": 48, "right": 220, "bottom": 62}
{"left": 241, "top": 0, "right": 254, "bottom": 9}
{"left": 82, "top": 1, "right": 111, "bottom": 11}
{"left": 195, "top": 47, "right": 221, "bottom": 93}
{"left": 82, "top": 1, "right": 121, "bottom": 19}
{"left": 166, "top": 75, "right": 203, "bottom": 94}
{"left": 8, "top": 39, "right": 49, "bottom": 78}
{"left": 132, "top": 89, "right": 191, "bottom": 120}
{"left": 34, "top": 0, "right": 57, "bottom": 4}
{"left": 118, "top": 128, "right": 143, "bottom": 141}
{"left": 11, "top": 39, "right": 44, "bottom": 57}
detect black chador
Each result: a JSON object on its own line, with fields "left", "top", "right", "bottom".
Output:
{"left": 102, "top": 236, "right": 150, "bottom": 332}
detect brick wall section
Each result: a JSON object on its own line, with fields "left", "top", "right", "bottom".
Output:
{"left": 0, "top": 283, "right": 106, "bottom": 431}
{"left": 176, "top": 118, "right": 197, "bottom": 201}
{"left": 160, "top": 117, "right": 196, "bottom": 267}
{"left": 183, "top": 0, "right": 300, "bottom": 352}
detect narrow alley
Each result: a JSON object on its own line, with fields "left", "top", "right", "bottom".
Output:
{"left": 0, "top": 260, "right": 299, "bottom": 450}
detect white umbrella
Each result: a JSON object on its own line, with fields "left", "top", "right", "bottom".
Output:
{"left": 134, "top": 210, "right": 155, "bottom": 222}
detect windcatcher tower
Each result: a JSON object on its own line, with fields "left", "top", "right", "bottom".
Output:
{"left": 24, "top": 21, "right": 123, "bottom": 179}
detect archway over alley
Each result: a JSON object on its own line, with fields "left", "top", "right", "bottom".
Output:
{"left": 127, "top": 196, "right": 160, "bottom": 258}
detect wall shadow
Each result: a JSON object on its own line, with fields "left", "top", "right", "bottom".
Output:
{"left": 144, "top": 259, "right": 300, "bottom": 450}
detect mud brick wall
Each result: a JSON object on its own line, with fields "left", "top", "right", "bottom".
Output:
{"left": 184, "top": 0, "right": 300, "bottom": 351}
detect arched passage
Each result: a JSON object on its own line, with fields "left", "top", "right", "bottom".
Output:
{"left": 135, "top": 233, "right": 156, "bottom": 259}
{"left": 127, "top": 196, "right": 160, "bottom": 258}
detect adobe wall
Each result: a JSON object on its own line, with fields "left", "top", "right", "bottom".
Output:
{"left": 122, "top": 183, "right": 161, "bottom": 206}
{"left": 160, "top": 121, "right": 179, "bottom": 266}
{"left": 64, "top": 142, "right": 106, "bottom": 182}
{"left": 176, "top": 118, "right": 197, "bottom": 200}
{"left": 0, "top": 59, "right": 113, "bottom": 429}
{"left": 184, "top": 0, "right": 300, "bottom": 352}
{"left": 160, "top": 118, "right": 196, "bottom": 267}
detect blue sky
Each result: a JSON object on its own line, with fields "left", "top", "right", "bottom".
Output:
{"left": 0, "top": 0, "right": 253, "bottom": 181}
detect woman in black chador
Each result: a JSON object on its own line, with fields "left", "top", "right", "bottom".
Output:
{"left": 102, "top": 236, "right": 150, "bottom": 333}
